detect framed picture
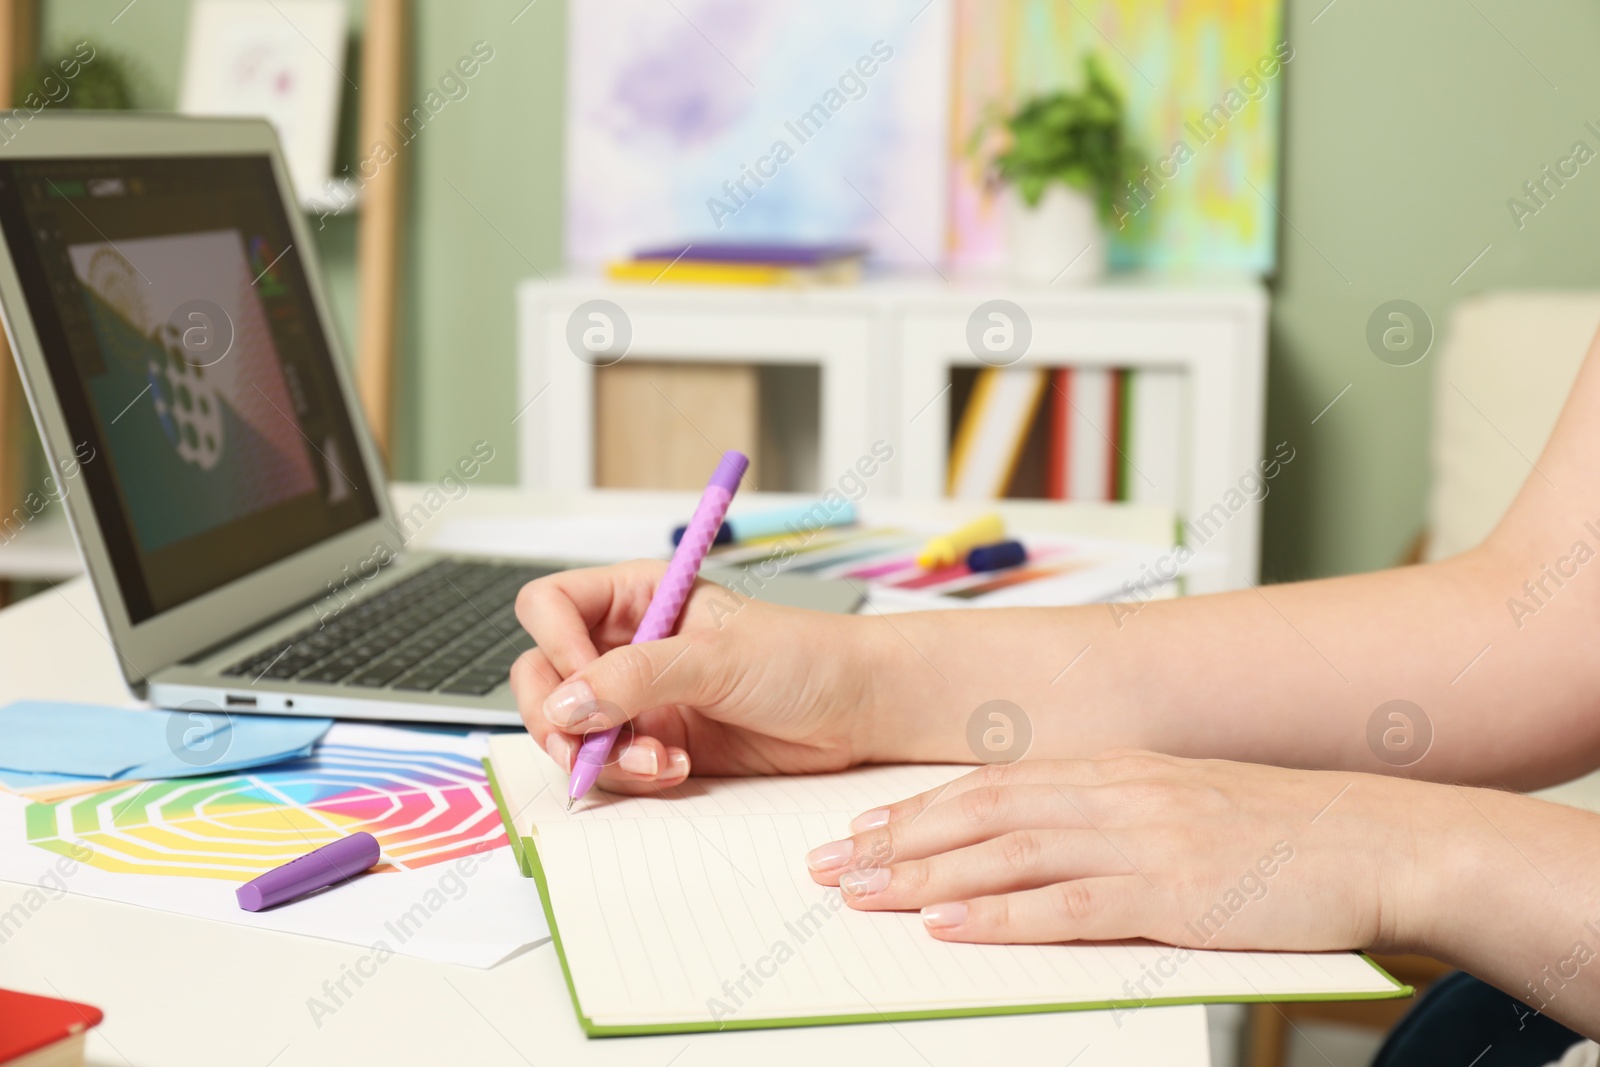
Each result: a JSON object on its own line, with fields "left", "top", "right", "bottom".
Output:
{"left": 180, "top": 0, "right": 348, "bottom": 206}
{"left": 564, "top": 0, "right": 952, "bottom": 270}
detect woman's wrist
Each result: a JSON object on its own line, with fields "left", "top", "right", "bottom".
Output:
{"left": 846, "top": 613, "right": 910, "bottom": 764}
{"left": 1388, "top": 784, "right": 1534, "bottom": 961}
{"left": 846, "top": 611, "right": 965, "bottom": 764}
{"left": 1378, "top": 812, "right": 1463, "bottom": 959}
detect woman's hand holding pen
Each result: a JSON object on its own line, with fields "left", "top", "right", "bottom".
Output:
{"left": 511, "top": 559, "right": 886, "bottom": 794}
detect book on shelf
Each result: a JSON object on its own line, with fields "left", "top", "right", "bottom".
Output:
{"left": 950, "top": 366, "right": 1187, "bottom": 508}
{"left": 1046, "top": 366, "right": 1122, "bottom": 503}
{"left": 607, "top": 241, "right": 868, "bottom": 287}
{"left": 946, "top": 367, "right": 1049, "bottom": 499}
{"left": 1122, "top": 368, "right": 1187, "bottom": 511}
{"left": 632, "top": 241, "right": 869, "bottom": 266}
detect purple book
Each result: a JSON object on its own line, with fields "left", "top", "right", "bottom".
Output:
{"left": 632, "top": 241, "right": 869, "bottom": 266}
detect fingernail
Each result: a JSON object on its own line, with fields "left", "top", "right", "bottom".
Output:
{"left": 921, "top": 902, "right": 968, "bottom": 929}
{"left": 666, "top": 750, "right": 690, "bottom": 776}
{"left": 851, "top": 807, "right": 891, "bottom": 832}
{"left": 543, "top": 679, "right": 596, "bottom": 728}
{"left": 619, "top": 745, "right": 658, "bottom": 776}
{"left": 806, "top": 839, "right": 853, "bottom": 873}
{"left": 839, "top": 867, "right": 890, "bottom": 898}
{"left": 545, "top": 733, "right": 572, "bottom": 772}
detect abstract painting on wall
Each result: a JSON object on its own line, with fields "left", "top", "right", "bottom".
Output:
{"left": 565, "top": 0, "right": 952, "bottom": 270}
{"left": 950, "top": 0, "right": 1287, "bottom": 273}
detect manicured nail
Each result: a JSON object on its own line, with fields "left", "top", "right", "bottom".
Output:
{"left": 806, "top": 839, "right": 854, "bottom": 873}
{"left": 545, "top": 733, "right": 572, "bottom": 772}
{"left": 851, "top": 807, "right": 891, "bottom": 832}
{"left": 619, "top": 744, "right": 658, "bottom": 776}
{"left": 921, "top": 902, "right": 968, "bottom": 929}
{"left": 839, "top": 867, "right": 890, "bottom": 898}
{"left": 666, "top": 750, "right": 690, "bottom": 776}
{"left": 543, "top": 679, "right": 596, "bottom": 728}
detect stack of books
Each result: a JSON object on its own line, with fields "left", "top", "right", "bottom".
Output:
{"left": 947, "top": 365, "right": 1186, "bottom": 508}
{"left": 606, "top": 242, "right": 868, "bottom": 286}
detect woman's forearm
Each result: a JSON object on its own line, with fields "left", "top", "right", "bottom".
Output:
{"left": 1416, "top": 787, "right": 1600, "bottom": 1038}
{"left": 861, "top": 334, "right": 1600, "bottom": 786}
{"left": 860, "top": 542, "right": 1600, "bottom": 786}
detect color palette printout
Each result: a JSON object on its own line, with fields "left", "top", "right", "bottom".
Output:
{"left": 0, "top": 723, "right": 548, "bottom": 967}
{"left": 709, "top": 526, "right": 1173, "bottom": 611}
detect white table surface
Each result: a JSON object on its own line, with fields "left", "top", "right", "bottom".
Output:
{"left": 0, "top": 510, "right": 78, "bottom": 581}
{"left": 0, "top": 487, "right": 1212, "bottom": 1067}
{"left": 393, "top": 482, "right": 1179, "bottom": 541}
{"left": 0, "top": 483, "right": 1187, "bottom": 581}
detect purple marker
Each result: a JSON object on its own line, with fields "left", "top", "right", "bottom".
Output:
{"left": 236, "top": 832, "right": 381, "bottom": 911}
{"left": 566, "top": 451, "right": 749, "bottom": 809}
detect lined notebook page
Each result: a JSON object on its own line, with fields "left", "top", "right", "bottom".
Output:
{"left": 489, "top": 735, "right": 1401, "bottom": 1027}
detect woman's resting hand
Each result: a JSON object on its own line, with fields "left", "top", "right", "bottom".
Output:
{"left": 808, "top": 751, "right": 1466, "bottom": 952}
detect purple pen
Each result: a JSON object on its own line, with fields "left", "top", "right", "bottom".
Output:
{"left": 566, "top": 450, "right": 749, "bottom": 809}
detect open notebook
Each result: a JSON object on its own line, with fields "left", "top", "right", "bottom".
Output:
{"left": 486, "top": 734, "right": 1410, "bottom": 1036}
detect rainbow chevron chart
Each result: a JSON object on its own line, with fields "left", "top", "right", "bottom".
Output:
{"left": 0, "top": 723, "right": 547, "bottom": 967}
{"left": 22, "top": 725, "right": 507, "bottom": 881}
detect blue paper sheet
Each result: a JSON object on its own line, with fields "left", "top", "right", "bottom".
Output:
{"left": 0, "top": 701, "right": 333, "bottom": 781}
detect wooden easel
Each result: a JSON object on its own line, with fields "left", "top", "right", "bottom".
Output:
{"left": 0, "top": 0, "right": 33, "bottom": 608}
{"left": 354, "top": 0, "right": 406, "bottom": 463}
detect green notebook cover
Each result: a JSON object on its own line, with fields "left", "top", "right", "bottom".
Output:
{"left": 483, "top": 758, "right": 1413, "bottom": 1038}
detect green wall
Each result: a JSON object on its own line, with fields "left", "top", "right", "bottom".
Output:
{"left": 394, "top": 1, "right": 565, "bottom": 481}
{"left": 35, "top": 0, "right": 1600, "bottom": 579}
{"left": 38, "top": 0, "right": 566, "bottom": 485}
{"left": 1264, "top": 0, "right": 1600, "bottom": 579}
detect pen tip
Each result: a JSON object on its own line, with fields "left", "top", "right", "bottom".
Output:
{"left": 566, "top": 796, "right": 575, "bottom": 811}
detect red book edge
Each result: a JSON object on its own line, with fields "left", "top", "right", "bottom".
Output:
{"left": 0, "top": 988, "right": 103, "bottom": 1062}
{"left": 1046, "top": 367, "right": 1071, "bottom": 500}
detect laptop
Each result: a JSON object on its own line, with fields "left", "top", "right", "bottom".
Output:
{"left": 0, "top": 115, "right": 860, "bottom": 726}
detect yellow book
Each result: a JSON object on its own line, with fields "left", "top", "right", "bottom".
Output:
{"left": 946, "top": 367, "right": 1048, "bottom": 498}
{"left": 606, "top": 258, "right": 862, "bottom": 287}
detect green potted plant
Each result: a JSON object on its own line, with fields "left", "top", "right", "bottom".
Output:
{"left": 971, "top": 55, "right": 1142, "bottom": 284}
{"left": 17, "top": 41, "right": 138, "bottom": 111}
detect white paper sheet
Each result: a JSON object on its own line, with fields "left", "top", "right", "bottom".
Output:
{"left": 0, "top": 724, "right": 549, "bottom": 968}
{"left": 0, "top": 811, "right": 546, "bottom": 967}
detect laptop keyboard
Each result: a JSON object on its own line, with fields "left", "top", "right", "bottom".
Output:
{"left": 222, "top": 560, "right": 551, "bottom": 697}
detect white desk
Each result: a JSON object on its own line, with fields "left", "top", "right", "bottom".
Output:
{"left": 0, "top": 510, "right": 78, "bottom": 583}
{"left": 395, "top": 482, "right": 1180, "bottom": 545}
{"left": 0, "top": 487, "right": 1212, "bottom": 1067}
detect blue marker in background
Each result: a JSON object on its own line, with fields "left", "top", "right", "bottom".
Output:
{"left": 672, "top": 500, "right": 857, "bottom": 547}
{"left": 967, "top": 540, "right": 1027, "bottom": 572}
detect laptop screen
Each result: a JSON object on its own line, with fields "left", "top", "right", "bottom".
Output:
{"left": 0, "top": 154, "right": 381, "bottom": 623}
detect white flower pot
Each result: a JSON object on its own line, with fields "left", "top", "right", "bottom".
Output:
{"left": 1004, "top": 185, "right": 1106, "bottom": 286}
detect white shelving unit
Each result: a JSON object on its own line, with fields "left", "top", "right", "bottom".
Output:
{"left": 516, "top": 280, "right": 883, "bottom": 495}
{"left": 519, "top": 275, "right": 1268, "bottom": 593}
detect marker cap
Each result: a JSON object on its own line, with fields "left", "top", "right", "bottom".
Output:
{"left": 967, "top": 540, "right": 1027, "bottom": 572}
{"left": 708, "top": 451, "right": 750, "bottom": 494}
